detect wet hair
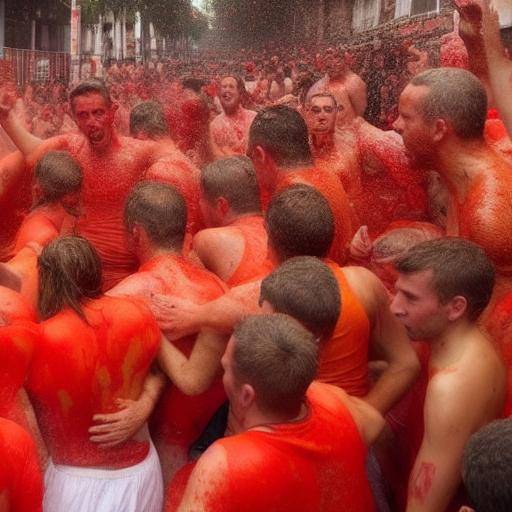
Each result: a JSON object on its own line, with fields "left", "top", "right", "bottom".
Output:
{"left": 232, "top": 314, "right": 317, "bottom": 416}
{"left": 129, "top": 101, "right": 168, "bottom": 138}
{"left": 38, "top": 236, "right": 102, "bottom": 321}
{"left": 266, "top": 184, "right": 334, "bottom": 260}
{"left": 306, "top": 92, "right": 337, "bottom": 108}
{"left": 395, "top": 237, "right": 495, "bottom": 321}
{"left": 201, "top": 156, "right": 260, "bottom": 215}
{"left": 124, "top": 181, "right": 186, "bottom": 250}
{"left": 462, "top": 419, "right": 512, "bottom": 512}
{"left": 260, "top": 256, "right": 340, "bottom": 341}
{"left": 182, "top": 77, "right": 206, "bottom": 93}
{"left": 248, "top": 105, "right": 314, "bottom": 167}
{"left": 69, "top": 79, "right": 112, "bottom": 111}
{"left": 410, "top": 68, "right": 487, "bottom": 139}
{"left": 34, "top": 151, "right": 83, "bottom": 205}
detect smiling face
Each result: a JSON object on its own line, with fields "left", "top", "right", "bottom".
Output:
{"left": 71, "top": 92, "right": 116, "bottom": 150}
{"left": 220, "top": 77, "right": 241, "bottom": 114}
{"left": 390, "top": 269, "right": 450, "bottom": 341}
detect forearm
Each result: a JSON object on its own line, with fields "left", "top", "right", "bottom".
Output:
{"left": 2, "top": 112, "right": 42, "bottom": 155}
{"left": 196, "top": 296, "right": 251, "bottom": 333}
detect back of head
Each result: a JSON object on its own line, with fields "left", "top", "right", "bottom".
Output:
{"left": 69, "top": 79, "right": 112, "bottom": 111}
{"left": 129, "top": 101, "right": 168, "bottom": 139}
{"left": 462, "top": 419, "right": 512, "bottom": 512}
{"left": 249, "top": 105, "right": 313, "bottom": 167}
{"left": 38, "top": 236, "right": 102, "bottom": 321}
{"left": 34, "top": 151, "right": 83, "bottom": 204}
{"left": 201, "top": 156, "right": 261, "bottom": 215}
{"left": 395, "top": 237, "right": 495, "bottom": 321}
{"left": 260, "top": 256, "right": 340, "bottom": 341}
{"left": 182, "top": 77, "right": 206, "bottom": 94}
{"left": 124, "top": 181, "right": 187, "bottom": 250}
{"left": 410, "top": 68, "right": 487, "bottom": 139}
{"left": 266, "top": 184, "right": 334, "bottom": 260}
{"left": 233, "top": 314, "right": 318, "bottom": 416}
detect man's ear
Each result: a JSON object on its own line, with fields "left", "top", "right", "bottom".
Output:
{"left": 432, "top": 118, "right": 449, "bottom": 143}
{"left": 458, "top": 506, "right": 475, "bottom": 512}
{"left": 217, "top": 196, "right": 230, "bottom": 216}
{"left": 240, "top": 383, "right": 256, "bottom": 409}
{"left": 446, "top": 295, "right": 468, "bottom": 322}
{"left": 253, "top": 145, "right": 266, "bottom": 166}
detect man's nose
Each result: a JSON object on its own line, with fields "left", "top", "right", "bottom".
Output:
{"left": 393, "top": 117, "right": 403, "bottom": 134}
{"left": 389, "top": 294, "right": 404, "bottom": 317}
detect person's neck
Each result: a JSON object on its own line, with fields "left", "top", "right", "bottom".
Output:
{"left": 430, "top": 319, "right": 475, "bottom": 367}
{"left": 138, "top": 244, "right": 181, "bottom": 266}
{"left": 90, "top": 130, "right": 119, "bottom": 155}
{"left": 311, "top": 131, "right": 335, "bottom": 155}
{"left": 435, "top": 138, "right": 491, "bottom": 200}
{"left": 242, "top": 403, "right": 308, "bottom": 433}
{"left": 223, "top": 210, "right": 260, "bottom": 227}
{"left": 224, "top": 104, "right": 243, "bottom": 118}
{"left": 278, "top": 160, "right": 314, "bottom": 175}
{"left": 34, "top": 202, "right": 68, "bottom": 231}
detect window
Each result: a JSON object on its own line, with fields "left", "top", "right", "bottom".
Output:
{"left": 33, "top": 59, "right": 50, "bottom": 82}
{"left": 395, "top": 0, "right": 439, "bottom": 18}
{"left": 353, "top": 0, "right": 381, "bottom": 32}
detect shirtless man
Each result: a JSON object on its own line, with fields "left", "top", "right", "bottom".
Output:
{"left": 167, "top": 314, "right": 383, "bottom": 512}
{"left": 393, "top": 68, "right": 512, "bottom": 297}
{"left": 3, "top": 151, "right": 82, "bottom": 307}
{"left": 248, "top": 105, "right": 353, "bottom": 264}
{"left": 26, "top": 236, "right": 163, "bottom": 512}
{"left": 155, "top": 184, "right": 419, "bottom": 416}
{"left": 0, "top": 79, "right": 170, "bottom": 290}
{"left": 193, "top": 156, "right": 269, "bottom": 286}
{"left": 102, "top": 182, "right": 227, "bottom": 481}
{"left": 129, "top": 100, "right": 203, "bottom": 235}
{"left": 209, "top": 76, "right": 256, "bottom": 158}
{"left": 391, "top": 238, "right": 505, "bottom": 512}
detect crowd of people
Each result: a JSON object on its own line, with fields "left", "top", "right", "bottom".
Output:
{"left": 1, "top": 0, "right": 512, "bottom": 511}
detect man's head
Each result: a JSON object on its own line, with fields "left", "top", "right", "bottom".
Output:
{"left": 324, "top": 48, "right": 346, "bottom": 80}
{"left": 461, "top": 419, "right": 512, "bottom": 512}
{"left": 38, "top": 236, "right": 102, "bottom": 321}
{"left": 219, "top": 75, "right": 245, "bottom": 114}
{"left": 200, "top": 156, "right": 261, "bottom": 227}
{"left": 124, "top": 181, "right": 187, "bottom": 256}
{"left": 306, "top": 93, "right": 338, "bottom": 136}
{"left": 248, "top": 106, "right": 313, "bottom": 186}
{"left": 391, "top": 238, "right": 495, "bottom": 340}
{"left": 393, "top": 68, "right": 487, "bottom": 161}
{"left": 69, "top": 79, "right": 117, "bottom": 150}
{"left": 222, "top": 314, "right": 317, "bottom": 426}
{"left": 265, "top": 184, "right": 334, "bottom": 264}
{"left": 129, "top": 101, "right": 168, "bottom": 140}
{"left": 33, "top": 151, "right": 83, "bottom": 215}
{"left": 260, "top": 256, "right": 340, "bottom": 341}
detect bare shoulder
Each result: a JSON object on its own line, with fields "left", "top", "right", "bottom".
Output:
{"left": 342, "top": 265, "right": 387, "bottom": 313}
{"left": 107, "top": 271, "right": 159, "bottom": 300}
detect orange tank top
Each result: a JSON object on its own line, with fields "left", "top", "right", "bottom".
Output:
{"left": 317, "top": 261, "right": 370, "bottom": 397}
{"left": 166, "top": 382, "right": 374, "bottom": 512}
{"left": 226, "top": 215, "right": 270, "bottom": 287}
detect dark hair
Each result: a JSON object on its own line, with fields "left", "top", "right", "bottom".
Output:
{"left": 248, "top": 105, "right": 313, "bottom": 167}
{"left": 124, "top": 181, "right": 187, "bottom": 250}
{"left": 307, "top": 92, "right": 337, "bottom": 108}
{"left": 395, "top": 237, "right": 495, "bottom": 320}
{"left": 266, "top": 184, "right": 334, "bottom": 260}
{"left": 410, "top": 68, "right": 487, "bottom": 139}
{"left": 201, "top": 156, "right": 260, "bottom": 215}
{"left": 129, "top": 101, "right": 168, "bottom": 138}
{"left": 260, "top": 256, "right": 340, "bottom": 341}
{"left": 69, "top": 79, "right": 112, "bottom": 111}
{"left": 221, "top": 75, "right": 247, "bottom": 96}
{"left": 232, "top": 314, "right": 317, "bottom": 416}
{"left": 38, "top": 236, "right": 102, "bottom": 321}
{"left": 182, "top": 77, "right": 206, "bottom": 93}
{"left": 463, "top": 419, "right": 512, "bottom": 512}
{"left": 34, "top": 151, "right": 83, "bottom": 205}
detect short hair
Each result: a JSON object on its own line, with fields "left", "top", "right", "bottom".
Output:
{"left": 38, "top": 236, "right": 102, "bottom": 321}
{"left": 69, "top": 79, "right": 112, "bottom": 110}
{"left": 124, "top": 181, "right": 187, "bottom": 250}
{"left": 248, "top": 105, "right": 313, "bottom": 167}
{"left": 266, "top": 184, "right": 334, "bottom": 260}
{"left": 232, "top": 314, "right": 317, "bottom": 416}
{"left": 260, "top": 256, "right": 340, "bottom": 341}
{"left": 221, "top": 75, "right": 247, "bottom": 96}
{"left": 34, "top": 151, "right": 83, "bottom": 204}
{"left": 182, "top": 77, "right": 206, "bottom": 93}
{"left": 462, "top": 419, "right": 512, "bottom": 512}
{"left": 201, "top": 156, "right": 261, "bottom": 214}
{"left": 395, "top": 237, "right": 495, "bottom": 320}
{"left": 129, "top": 101, "right": 168, "bottom": 138}
{"left": 307, "top": 92, "right": 337, "bottom": 108}
{"left": 410, "top": 68, "right": 487, "bottom": 139}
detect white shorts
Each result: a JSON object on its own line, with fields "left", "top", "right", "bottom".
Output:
{"left": 43, "top": 442, "right": 163, "bottom": 512}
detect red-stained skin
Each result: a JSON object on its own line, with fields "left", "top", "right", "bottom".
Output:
{"left": 165, "top": 383, "right": 375, "bottom": 512}
{"left": 274, "top": 167, "right": 353, "bottom": 265}
{"left": 409, "top": 462, "right": 437, "bottom": 503}
{"left": 0, "top": 417, "right": 43, "bottom": 512}
{"left": 110, "top": 254, "right": 227, "bottom": 451}
{"left": 26, "top": 295, "right": 160, "bottom": 468}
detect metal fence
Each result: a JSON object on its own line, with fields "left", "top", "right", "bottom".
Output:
{"left": 3, "top": 48, "right": 71, "bottom": 87}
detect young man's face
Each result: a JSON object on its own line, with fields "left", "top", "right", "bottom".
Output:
{"left": 220, "top": 77, "right": 241, "bottom": 113}
{"left": 307, "top": 96, "right": 337, "bottom": 135}
{"left": 72, "top": 92, "right": 116, "bottom": 150}
{"left": 390, "top": 269, "right": 449, "bottom": 341}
